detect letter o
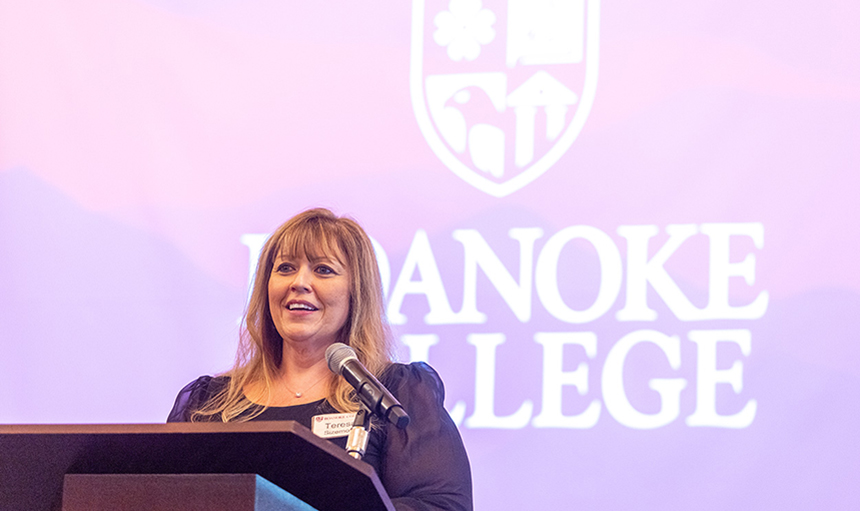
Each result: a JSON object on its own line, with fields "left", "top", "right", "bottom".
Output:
{"left": 535, "top": 226, "right": 622, "bottom": 323}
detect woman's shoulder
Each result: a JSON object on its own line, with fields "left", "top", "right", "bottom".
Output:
{"left": 180, "top": 374, "right": 230, "bottom": 398}
{"left": 167, "top": 375, "right": 230, "bottom": 422}
{"left": 380, "top": 362, "right": 446, "bottom": 407}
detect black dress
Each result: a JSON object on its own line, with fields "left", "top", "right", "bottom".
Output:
{"left": 167, "top": 362, "right": 473, "bottom": 511}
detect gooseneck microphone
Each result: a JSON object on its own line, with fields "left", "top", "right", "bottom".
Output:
{"left": 325, "top": 343, "right": 410, "bottom": 429}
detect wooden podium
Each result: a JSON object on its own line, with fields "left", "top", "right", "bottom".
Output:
{"left": 0, "top": 422, "right": 394, "bottom": 511}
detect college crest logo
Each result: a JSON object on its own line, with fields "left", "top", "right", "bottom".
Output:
{"left": 410, "top": 0, "right": 600, "bottom": 197}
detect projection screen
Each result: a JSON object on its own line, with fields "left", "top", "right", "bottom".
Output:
{"left": 1, "top": 1, "right": 858, "bottom": 509}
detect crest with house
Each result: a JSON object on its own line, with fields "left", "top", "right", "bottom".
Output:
{"left": 411, "top": 0, "right": 600, "bottom": 196}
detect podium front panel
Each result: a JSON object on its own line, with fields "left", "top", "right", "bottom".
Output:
{"left": 0, "top": 422, "right": 393, "bottom": 511}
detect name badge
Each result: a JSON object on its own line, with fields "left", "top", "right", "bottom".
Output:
{"left": 312, "top": 412, "right": 356, "bottom": 438}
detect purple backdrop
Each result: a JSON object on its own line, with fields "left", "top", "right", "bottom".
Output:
{"left": 1, "top": 0, "right": 858, "bottom": 509}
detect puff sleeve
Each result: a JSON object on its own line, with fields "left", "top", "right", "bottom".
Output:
{"left": 377, "top": 363, "right": 473, "bottom": 511}
{"left": 166, "top": 375, "right": 223, "bottom": 423}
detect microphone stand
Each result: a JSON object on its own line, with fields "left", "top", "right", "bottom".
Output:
{"left": 346, "top": 405, "right": 371, "bottom": 460}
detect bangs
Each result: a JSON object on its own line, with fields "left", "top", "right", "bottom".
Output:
{"left": 271, "top": 217, "right": 348, "bottom": 266}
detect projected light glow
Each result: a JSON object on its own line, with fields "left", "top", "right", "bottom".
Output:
{"left": 1, "top": 0, "right": 858, "bottom": 509}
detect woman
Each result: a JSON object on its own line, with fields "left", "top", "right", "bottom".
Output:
{"left": 168, "top": 208, "right": 472, "bottom": 511}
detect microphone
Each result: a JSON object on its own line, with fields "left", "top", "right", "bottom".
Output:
{"left": 325, "top": 343, "right": 410, "bottom": 429}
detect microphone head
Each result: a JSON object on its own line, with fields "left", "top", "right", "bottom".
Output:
{"left": 325, "top": 342, "right": 357, "bottom": 374}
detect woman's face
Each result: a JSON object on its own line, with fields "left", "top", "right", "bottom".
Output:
{"left": 267, "top": 248, "right": 351, "bottom": 350}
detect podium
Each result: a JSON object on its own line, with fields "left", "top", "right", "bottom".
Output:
{"left": 0, "top": 422, "right": 394, "bottom": 511}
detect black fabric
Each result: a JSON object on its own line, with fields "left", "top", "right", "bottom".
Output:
{"left": 167, "top": 362, "right": 472, "bottom": 511}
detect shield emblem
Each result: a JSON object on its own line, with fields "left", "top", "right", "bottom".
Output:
{"left": 410, "top": 0, "right": 600, "bottom": 197}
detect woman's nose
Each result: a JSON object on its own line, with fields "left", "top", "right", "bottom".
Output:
{"left": 290, "top": 267, "right": 312, "bottom": 291}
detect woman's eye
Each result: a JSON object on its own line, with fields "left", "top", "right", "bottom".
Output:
{"left": 276, "top": 263, "right": 294, "bottom": 273}
{"left": 316, "top": 265, "right": 335, "bottom": 275}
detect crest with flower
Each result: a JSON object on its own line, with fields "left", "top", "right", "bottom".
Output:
{"left": 433, "top": 0, "right": 496, "bottom": 61}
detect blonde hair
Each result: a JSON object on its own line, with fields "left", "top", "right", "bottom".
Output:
{"left": 192, "top": 208, "right": 394, "bottom": 421}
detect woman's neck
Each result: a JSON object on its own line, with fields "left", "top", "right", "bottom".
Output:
{"left": 245, "top": 344, "right": 333, "bottom": 406}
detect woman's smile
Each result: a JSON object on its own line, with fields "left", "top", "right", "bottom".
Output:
{"left": 286, "top": 300, "right": 319, "bottom": 312}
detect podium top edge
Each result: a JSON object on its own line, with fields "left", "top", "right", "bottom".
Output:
{"left": 0, "top": 421, "right": 378, "bottom": 477}
{"left": 0, "top": 421, "right": 308, "bottom": 435}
